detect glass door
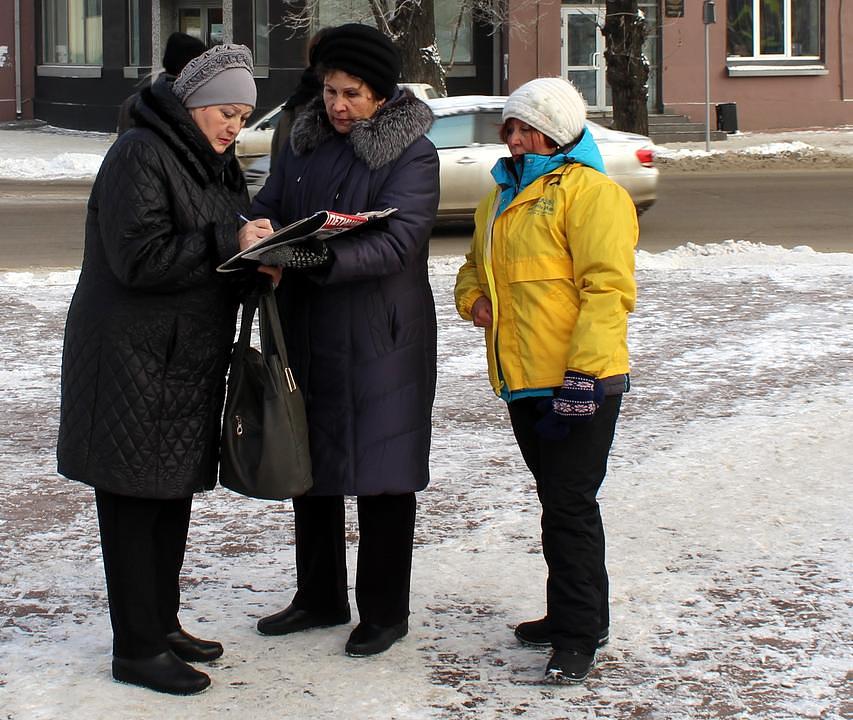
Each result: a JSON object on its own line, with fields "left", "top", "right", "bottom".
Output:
{"left": 178, "top": 9, "right": 202, "bottom": 40}
{"left": 178, "top": 5, "right": 224, "bottom": 46}
{"left": 561, "top": 7, "right": 608, "bottom": 111}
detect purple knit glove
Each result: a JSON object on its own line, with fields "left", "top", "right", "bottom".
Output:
{"left": 535, "top": 371, "right": 604, "bottom": 440}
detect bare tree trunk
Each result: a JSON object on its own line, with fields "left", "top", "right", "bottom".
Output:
{"left": 602, "top": 0, "right": 649, "bottom": 136}
{"left": 369, "top": 0, "right": 446, "bottom": 93}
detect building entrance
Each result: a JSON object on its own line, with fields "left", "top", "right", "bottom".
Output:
{"left": 177, "top": 4, "right": 224, "bottom": 47}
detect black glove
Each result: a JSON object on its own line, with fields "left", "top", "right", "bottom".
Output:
{"left": 534, "top": 371, "right": 604, "bottom": 441}
{"left": 258, "top": 240, "right": 331, "bottom": 269}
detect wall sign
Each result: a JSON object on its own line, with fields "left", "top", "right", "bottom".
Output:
{"left": 665, "top": 0, "right": 685, "bottom": 17}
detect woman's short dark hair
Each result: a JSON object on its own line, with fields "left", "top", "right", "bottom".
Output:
{"left": 498, "top": 118, "right": 558, "bottom": 148}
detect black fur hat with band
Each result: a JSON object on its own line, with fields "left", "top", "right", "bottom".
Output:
{"left": 312, "top": 24, "right": 401, "bottom": 100}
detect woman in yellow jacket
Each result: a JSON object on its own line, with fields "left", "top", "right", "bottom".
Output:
{"left": 455, "top": 77, "right": 638, "bottom": 685}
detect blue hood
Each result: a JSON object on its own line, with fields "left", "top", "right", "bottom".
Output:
{"left": 491, "top": 126, "right": 606, "bottom": 216}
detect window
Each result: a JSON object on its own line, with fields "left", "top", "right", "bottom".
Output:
{"left": 255, "top": 0, "right": 270, "bottom": 66}
{"left": 42, "top": 0, "right": 103, "bottom": 65}
{"left": 727, "top": 0, "right": 821, "bottom": 58}
{"left": 426, "top": 112, "right": 502, "bottom": 149}
{"left": 128, "top": 0, "right": 141, "bottom": 65}
{"left": 436, "top": 3, "right": 472, "bottom": 65}
{"left": 316, "top": 0, "right": 472, "bottom": 68}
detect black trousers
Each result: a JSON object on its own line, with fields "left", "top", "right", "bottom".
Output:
{"left": 508, "top": 395, "right": 621, "bottom": 655}
{"left": 291, "top": 493, "right": 416, "bottom": 626}
{"left": 95, "top": 489, "right": 192, "bottom": 659}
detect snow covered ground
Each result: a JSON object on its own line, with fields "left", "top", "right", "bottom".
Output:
{"left": 1, "top": 242, "right": 851, "bottom": 719}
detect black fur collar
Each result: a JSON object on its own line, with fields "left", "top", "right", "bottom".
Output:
{"left": 290, "top": 91, "right": 434, "bottom": 170}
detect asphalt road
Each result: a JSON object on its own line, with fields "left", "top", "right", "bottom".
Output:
{"left": 1, "top": 169, "right": 852, "bottom": 269}
{"left": 636, "top": 169, "right": 853, "bottom": 253}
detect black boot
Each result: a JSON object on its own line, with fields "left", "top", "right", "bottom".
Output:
{"left": 257, "top": 603, "right": 351, "bottom": 636}
{"left": 166, "top": 628, "right": 223, "bottom": 662}
{"left": 515, "top": 618, "right": 609, "bottom": 648}
{"left": 544, "top": 649, "right": 596, "bottom": 684}
{"left": 345, "top": 621, "right": 408, "bottom": 657}
{"left": 112, "top": 650, "right": 210, "bottom": 695}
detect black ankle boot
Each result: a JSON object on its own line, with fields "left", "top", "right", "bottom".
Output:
{"left": 544, "top": 649, "right": 596, "bottom": 684}
{"left": 166, "top": 628, "right": 223, "bottom": 662}
{"left": 112, "top": 650, "right": 210, "bottom": 695}
{"left": 256, "top": 603, "right": 351, "bottom": 636}
{"left": 515, "top": 618, "right": 609, "bottom": 649}
{"left": 345, "top": 620, "right": 408, "bottom": 657}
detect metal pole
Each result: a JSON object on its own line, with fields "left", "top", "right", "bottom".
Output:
{"left": 702, "top": 1, "right": 716, "bottom": 152}
{"left": 704, "top": 22, "right": 710, "bottom": 151}
{"left": 14, "top": 0, "right": 22, "bottom": 119}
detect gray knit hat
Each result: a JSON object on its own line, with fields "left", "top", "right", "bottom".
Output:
{"left": 502, "top": 77, "right": 587, "bottom": 147}
{"left": 173, "top": 44, "right": 257, "bottom": 109}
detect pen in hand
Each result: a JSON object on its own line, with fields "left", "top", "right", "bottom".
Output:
{"left": 237, "top": 213, "right": 251, "bottom": 224}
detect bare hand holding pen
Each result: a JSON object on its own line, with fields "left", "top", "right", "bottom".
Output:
{"left": 238, "top": 215, "right": 274, "bottom": 250}
{"left": 237, "top": 214, "right": 281, "bottom": 286}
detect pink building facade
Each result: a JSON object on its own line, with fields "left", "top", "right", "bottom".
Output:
{"left": 661, "top": 0, "right": 853, "bottom": 130}
{"left": 504, "top": 0, "right": 853, "bottom": 132}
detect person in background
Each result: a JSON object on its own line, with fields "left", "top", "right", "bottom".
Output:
{"left": 116, "top": 32, "right": 207, "bottom": 136}
{"left": 454, "top": 77, "right": 638, "bottom": 685}
{"left": 268, "top": 28, "right": 331, "bottom": 169}
{"left": 58, "top": 44, "right": 277, "bottom": 696}
{"left": 244, "top": 23, "right": 439, "bottom": 658}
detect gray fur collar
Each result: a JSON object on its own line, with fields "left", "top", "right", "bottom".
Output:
{"left": 290, "top": 91, "right": 434, "bottom": 170}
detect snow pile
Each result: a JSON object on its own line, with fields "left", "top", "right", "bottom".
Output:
{"left": 636, "top": 238, "right": 853, "bottom": 269}
{"left": 0, "top": 152, "right": 105, "bottom": 180}
{"left": 655, "top": 141, "right": 815, "bottom": 160}
{"left": 0, "top": 242, "right": 850, "bottom": 719}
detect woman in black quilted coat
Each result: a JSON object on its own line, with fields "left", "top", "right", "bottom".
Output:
{"left": 57, "top": 45, "right": 276, "bottom": 696}
{"left": 247, "top": 24, "right": 440, "bottom": 658}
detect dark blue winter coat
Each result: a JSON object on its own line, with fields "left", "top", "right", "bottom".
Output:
{"left": 251, "top": 90, "right": 440, "bottom": 496}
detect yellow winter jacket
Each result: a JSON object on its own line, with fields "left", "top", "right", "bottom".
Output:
{"left": 454, "top": 163, "right": 638, "bottom": 397}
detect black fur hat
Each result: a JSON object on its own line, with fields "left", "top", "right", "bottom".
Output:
{"left": 312, "top": 24, "right": 401, "bottom": 100}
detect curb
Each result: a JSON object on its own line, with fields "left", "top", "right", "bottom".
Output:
{"left": 0, "top": 119, "right": 49, "bottom": 131}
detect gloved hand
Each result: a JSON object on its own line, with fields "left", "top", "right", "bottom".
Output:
{"left": 257, "top": 240, "right": 331, "bottom": 269}
{"left": 534, "top": 371, "right": 604, "bottom": 441}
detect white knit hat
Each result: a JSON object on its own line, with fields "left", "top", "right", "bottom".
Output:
{"left": 502, "top": 77, "right": 587, "bottom": 147}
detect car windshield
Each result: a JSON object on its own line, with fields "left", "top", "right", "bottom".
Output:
{"left": 249, "top": 108, "right": 281, "bottom": 130}
{"left": 426, "top": 112, "right": 503, "bottom": 149}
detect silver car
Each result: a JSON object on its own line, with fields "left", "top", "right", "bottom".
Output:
{"left": 426, "top": 95, "right": 658, "bottom": 221}
{"left": 236, "top": 82, "right": 440, "bottom": 169}
{"left": 244, "top": 94, "right": 658, "bottom": 222}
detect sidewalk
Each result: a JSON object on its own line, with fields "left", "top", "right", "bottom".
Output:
{"left": 661, "top": 125, "right": 853, "bottom": 156}
{"left": 2, "top": 123, "right": 853, "bottom": 181}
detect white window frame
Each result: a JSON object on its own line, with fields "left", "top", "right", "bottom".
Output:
{"left": 725, "top": 0, "right": 826, "bottom": 77}
{"left": 726, "top": 0, "right": 821, "bottom": 61}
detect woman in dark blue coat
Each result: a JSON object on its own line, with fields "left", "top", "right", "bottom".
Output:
{"left": 57, "top": 45, "right": 277, "bottom": 695}
{"left": 248, "top": 23, "right": 439, "bottom": 657}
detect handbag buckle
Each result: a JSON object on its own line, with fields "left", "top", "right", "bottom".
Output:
{"left": 284, "top": 367, "right": 297, "bottom": 393}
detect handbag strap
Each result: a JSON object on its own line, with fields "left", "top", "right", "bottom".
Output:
{"left": 257, "top": 283, "right": 298, "bottom": 391}
{"left": 235, "top": 289, "right": 260, "bottom": 357}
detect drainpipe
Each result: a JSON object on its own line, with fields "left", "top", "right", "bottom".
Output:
{"left": 841, "top": 0, "right": 848, "bottom": 101}
{"left": 14, "top": 0, "right": 22, "bottom": 118}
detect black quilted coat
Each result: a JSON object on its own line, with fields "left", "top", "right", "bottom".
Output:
{"left": 251, "top": 90, "right": 440, "bottom": 496}
{"left": 57, "top": 76, "right": 250, "bottom": 499}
